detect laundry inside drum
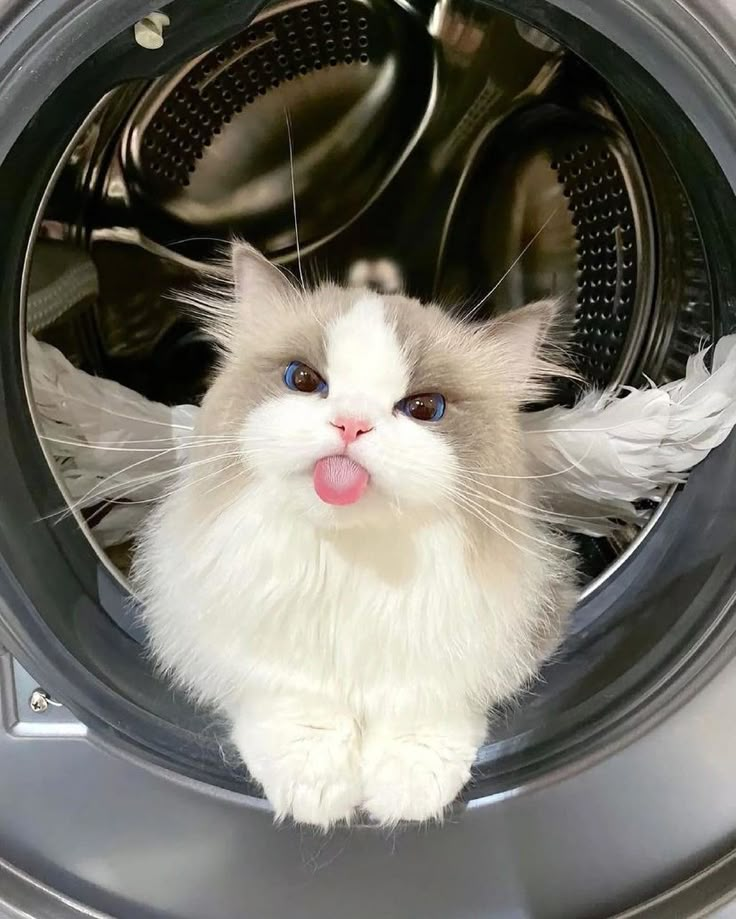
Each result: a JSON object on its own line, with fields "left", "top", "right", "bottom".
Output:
{"left": 24, "top": 0, "right": 714, "bottom": 629}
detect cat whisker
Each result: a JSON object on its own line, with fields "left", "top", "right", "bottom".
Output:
{"left": 449, "top": 468, "right": 612, "bottom": 523}
{"left": 371, "top": 454, "right": 572, "bottom": 554}
{"left": 40, "top": 434, "right": 237, "bottom": 453}
{"left": 460, "top": 441, "right": 594, "bottom": 481}
{"left": 50, "top": 448, "right": 243, "bottom": 520}
{"left": 82, "top": 456, "right": 246, "bottom": 517}
{"left": 31, "top": 382, "right": 196, "bottom": 431}
{"left": 524, "top": 416, "right": 656, "bottom": 435}
{"left": 285, "top": 108, "right": 305, "bottom": 291}
{"left": 456, "top": 481, "right": 610, "bottom": 530}
{"left": 166, "top": 234, "right": 232, "bottom": 248}
{"left": 197, "top": 462, "right": 249, "bottom": 499}
{"left": 82, "top": 495, "right": 158, "bottom": 510}
{"left": 451, "top": 481, "right": 572, "bottom": 525}
{"left": 102, "top": 440, "right": 272, "bottom": 505}
{"left": 440, "top": 489, "right": 554, "bottom": 563}
{"left": 51, "top": 465, "right": 190, "bottom": 520}
{"left": 45, "top": 430, "right": 235, "bottom": 447}
{"left": 54, "top": 463, "right": 239, "bottom": 528}
{"left": 441, "top": 490, "right": 569, "bottom": 563}
{"left": 443, "top": 485, "right": 573, "bottom": 554}
{"left": 368, "top": 457, "right": 572, "bottom": 554}
{"left": 466, "top": 205, "right": 562, "bottom": 320}
{"left": 147, "top": 456, "right": 245, "bottom": 505}
{"left": 31, "top": 370, "right": 197, "bottom": 420}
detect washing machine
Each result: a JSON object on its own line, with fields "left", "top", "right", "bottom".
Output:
{"left": 1, "top": 0, "right": 736, "bottom": 916}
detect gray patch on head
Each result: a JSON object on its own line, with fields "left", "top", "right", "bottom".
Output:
{"left": 380, "top": 294, "right": 539, "bottom": 544}
{"left": 199, "top": 281, "right": 365, "bottom": 437}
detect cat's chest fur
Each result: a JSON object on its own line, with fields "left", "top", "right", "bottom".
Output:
{"left": 142, "top": 484, "right": 543, "bottom": 715}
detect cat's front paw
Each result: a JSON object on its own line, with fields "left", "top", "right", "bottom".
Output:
{"left": 233, "top": 707, "right": 362, "bottom": 830}
{"left": 269, "top": 765, "right": 361, "bottom": 830}
{"left": 361, "top": 721, "right": 484, "bottom": 826}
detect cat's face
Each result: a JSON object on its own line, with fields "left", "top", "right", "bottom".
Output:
{"left": 197, "top": 245, "right": 561, "bottom": 528}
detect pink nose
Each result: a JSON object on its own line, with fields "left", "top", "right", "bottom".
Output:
{"left": 331, "top": 417, "right": 373, "bottom": 445}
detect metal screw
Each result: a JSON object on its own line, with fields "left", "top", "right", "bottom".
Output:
{"left": 29, "top": 689, "right": 51, "bottom": 713}
{"left": 134, "top": 12, "right": 171, "bottom": 50}
{"left": 29, "top": 688, "right": 62, "bottom": 713}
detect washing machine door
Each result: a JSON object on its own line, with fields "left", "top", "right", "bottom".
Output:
{"left": 1, "top": 0, "right": 736, "bottom": 917}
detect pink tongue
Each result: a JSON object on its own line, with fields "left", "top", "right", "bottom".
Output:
{"left": 313, "top": 455, "right": 370, "bottom": 506}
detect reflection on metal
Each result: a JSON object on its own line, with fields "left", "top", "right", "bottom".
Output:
{"left": 0, "top": 855, "right": 109, "bottom": 918}
{"left": 123, "top": 0, "right": 435, "bottom": 254}
{"left": 347, "top": 257, "right": 403, "bottom": 291}
{"left": 612, "top": 844, "right": 736, "bottom": 918}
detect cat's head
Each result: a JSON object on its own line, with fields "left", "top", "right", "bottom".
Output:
{"left": 195, "top": 243, "right": 568, "bottom": 528}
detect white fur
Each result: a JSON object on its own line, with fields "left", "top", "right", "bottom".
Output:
{"left": 136, "top": 296, "right": 570, "bottom": 827}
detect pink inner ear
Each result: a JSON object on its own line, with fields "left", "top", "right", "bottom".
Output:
{"left": 313, "top": 456, "right": 370, "bottom": 505}
{"left": 232, "top": 242, "right": 293, "bottom": 306}
{"left": 486, "top": 300, "right": 563, "bottom": 392}
{"left": 496, "top": 302, "right": 555, "bottom": 366}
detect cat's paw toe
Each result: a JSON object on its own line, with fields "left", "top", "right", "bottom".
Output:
{"left": 276, "top": 775, "right": 362, "bottom": 829}
{"left": 237, "top": 718, "right": 362, "bottom": 830}
{"left": 361, "top": 732, "right": 476, "bottom": 826}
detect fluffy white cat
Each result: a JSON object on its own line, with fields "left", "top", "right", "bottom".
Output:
{"left": 133, "top": 243, "right": 577, "bottom": 828}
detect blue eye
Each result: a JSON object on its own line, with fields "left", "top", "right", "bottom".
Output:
{"left": 284, "top": 361, "right": 328, "bottom": 394}
{"left": 396, "top": 393, "right": 446, "bottom": 422}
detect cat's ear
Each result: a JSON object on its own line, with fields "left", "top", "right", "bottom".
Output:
{"left": 482, "top": 299, "right": 573, "bottom": 398}
{"left": 232, "top": 241, "right": 295, "bottom": 306}
{"left": 184, "top": 243, "right": 296, "bottom": 350}
{"left": 489, "top": 299, "right": 558, "bottom": 366}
